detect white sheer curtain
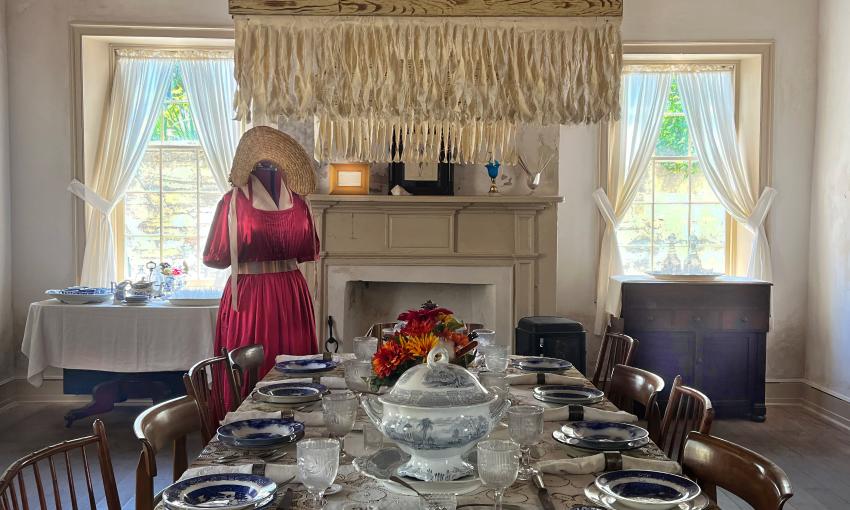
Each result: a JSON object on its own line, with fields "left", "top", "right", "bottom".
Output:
{"left": 593, "top": 72, "right": 672, "bottom": 334}
{"left": 676, "top": 71, "right": 777, "bottom": 280}
{"left": 179, "top": 58, "right": 240, "bottom": 193}
{"left": 70, "top": 56, "right": 174, "bottom": 287}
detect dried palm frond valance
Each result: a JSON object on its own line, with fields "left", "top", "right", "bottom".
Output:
{"left": 234, "top": 15, "right": 621, "bottom": 162}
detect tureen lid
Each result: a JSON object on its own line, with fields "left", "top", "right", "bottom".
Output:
{"left": 379, "top": 345, "right": 493, "bottom": 408}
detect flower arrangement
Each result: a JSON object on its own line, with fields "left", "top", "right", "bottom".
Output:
{"left": 371, "top": 301, "right": 475, "bottom": 389}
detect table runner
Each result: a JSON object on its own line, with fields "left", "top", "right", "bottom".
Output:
{"left": 179, "top": 356, "right": 674, "bottom": 509}
{"left": 21, "top": 299, "right": 217, "bottom": 386}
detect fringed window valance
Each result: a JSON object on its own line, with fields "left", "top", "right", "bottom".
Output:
{"left": 234, "top": 15, "right": 621, "bottom": 163}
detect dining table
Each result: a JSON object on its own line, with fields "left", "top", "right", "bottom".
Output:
{"left": 170, "top": 354, "right": 681, "bottom": 510}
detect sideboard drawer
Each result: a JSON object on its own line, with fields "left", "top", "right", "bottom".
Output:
{"left": 625, "top": 309, "right": 673, "bottom": 331}
{"left": 672, "top": 309, "right": 721, "bottom": 330}
{"left": 721, "top": 309, "right": 769, "bottom": 331}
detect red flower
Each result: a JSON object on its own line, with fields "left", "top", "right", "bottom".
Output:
{"left": 397, "top": 307, "right": 454, "bottom": 323}
{"left": 400, "top": 318, "right": 437, "bottom": 337}
{"left": 372, "top": 340, "right": 411, "bottom": 379}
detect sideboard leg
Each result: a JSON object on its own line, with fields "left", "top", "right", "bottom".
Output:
{"left": 750, "top": 403, "right": 767, "bottom": 422}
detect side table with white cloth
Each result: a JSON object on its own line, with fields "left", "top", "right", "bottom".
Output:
{"left": 21, "top": 299, "right": 217, "bottom": 426}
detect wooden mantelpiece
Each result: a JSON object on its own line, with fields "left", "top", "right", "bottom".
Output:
{"left": 229, "top": 0, "right": 622, "bottom": 17}
{"left": 308, "top": 194, "right": 563, "bottom": 205}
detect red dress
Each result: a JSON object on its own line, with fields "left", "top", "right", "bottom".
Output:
{"left": 204, "top": 177, "right": 320, "bottom": 382}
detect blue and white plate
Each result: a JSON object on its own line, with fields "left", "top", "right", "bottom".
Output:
{"left": 560, "top": 421, "right": 649, "bottom": 450}
{"left": 275, "top": 358, "right": 339, "bottom": 375}
{"left": 585, "top": 481, "right": 709, "bottom": 510}
{"left": 253, "top": 382, "right": 328, "bottom": 404}
{"left": 552, "top": 429, "right": 649, "bottom": 452}
{"left": 512, "top": 357, "right": 573, "bottom": 373}
{"left": 532, "top": 385, "right": 605, "bottom": 405}
{"left": 45, "top": 287, "right": 112, "bottom": 305}
{"left": 162, "top": 473, "right": 276, "bottom": 510}
{"left": 595, "top": 470, "right": 701, "bottom": 510}
{"left": 217, "top": 418, "right": 305, "bottom": 448}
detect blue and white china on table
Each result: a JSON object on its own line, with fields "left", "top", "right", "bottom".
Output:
{"left": 594, "top": 470, "right": 702, "bottom": 510}
{"left": 275, "top": 358, "right": 339, "bottom": 375}
{"left": 162, "top": 473, "right": 277, "bottom": 510}
{"left": 45, "top": 287, "right": 112, "bottom": 305}
{"left": 353, "top": 446, "right": 482, "bottom": 496}
{"left": 533, "top": 384, "right": 605, "bottom": 405}
{"left": 554, "top": 422, "right": 650, "bottom": 451}
{"left": 252, "top": 382, "right": 327, "bottom": 404}
{"left": 512, "top": 356, "right": 573, "bottom": 373}
{"left": 217, "top": 418, "right": 305, "bottom": 448}
{"left": 360, "top": 345, "right": 511, "bottom": 482}
{"left": 584, "top": 482, "right": 710, "bottom": 510}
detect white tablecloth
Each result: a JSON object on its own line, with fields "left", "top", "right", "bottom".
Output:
{"left": 21, "top": 299, "right": 218, "bottom": 386}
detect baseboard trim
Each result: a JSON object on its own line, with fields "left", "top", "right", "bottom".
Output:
{"left": 766, "top": 379, "right": 850, "bottom": 432}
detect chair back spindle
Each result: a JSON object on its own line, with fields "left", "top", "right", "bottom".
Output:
{"left": 657, "top": 375, "right": 714, "bottom": 462}
{"left": 184, "top": 354, "right": 236, "bottom": 443}
{"left": 591, "top": 332, "right": 638, "bottom": 393}
{"left": 0, "top": 420, "right": 121, "bottom": 510}
{"left": 227, "top": 344, "right": 265, "bottom": 404}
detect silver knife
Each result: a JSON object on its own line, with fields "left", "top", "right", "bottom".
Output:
{"left": 533, "top": 473, "right": 556, "bottom": 510}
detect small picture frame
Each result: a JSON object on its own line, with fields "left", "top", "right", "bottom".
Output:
{"left": 389, "top": 161, "right": 454, "bottom": 195}
{"left": 329, "top": 163, "right": 370, "bottom": 195}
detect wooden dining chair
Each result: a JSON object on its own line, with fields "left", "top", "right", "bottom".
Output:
{"left": 0, "top": 419, "right": 121, "bottom": 510}
{"left": 134, "top": 396, "right": 201, "bottom": 510}
{"left": 657, "top": 375, "right": 714, "bottom": 462}
{"left": 606, "top": 364, "right": 665, "bottom": 441}
{"left": 591, "top": 331, "right": 638, "bottom": 393}
{"left": 183, "top": 354, "right": 238, "bottom": 443}
{"left": 683, "top": 431, "right": 793, "bottom": 510}
{"left": 227, "top": 344, "right": 266, "bottom": 404}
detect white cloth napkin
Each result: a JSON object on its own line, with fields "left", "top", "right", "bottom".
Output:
{"left": 221, "top": 411, "right": 281, "bottom": 425}
{"left": 257, "top": 377, "right": 348, "bottom": 390}
{"left": 537, "top": 454, "right": 681, "bottom": 475}
{"left": 293, "top": 411, "right": 324, "bottom": 427}
{"left": 543, "top": 405, "right": 638, "bottom": 423}
{"left": 179, "top": 464, "right": 299, "bottom": 483}
{"left": 506, "top": 373, "right": 588, "bottom": 386}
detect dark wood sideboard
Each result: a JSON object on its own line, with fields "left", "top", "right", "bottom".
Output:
{"left": 619, "top": 280, "right": 771, "bottom": 421}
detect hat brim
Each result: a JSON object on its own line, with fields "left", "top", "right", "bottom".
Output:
{"left": 230, "top": 126, "right": 317, "bottom": 195}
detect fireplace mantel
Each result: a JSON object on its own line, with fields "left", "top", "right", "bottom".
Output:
{"left": 303, "top": 194, "right": 563, "bottom": 348}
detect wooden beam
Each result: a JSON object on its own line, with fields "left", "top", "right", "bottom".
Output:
{"left": 229, "top": 0, "right": 622, "bottom": 17}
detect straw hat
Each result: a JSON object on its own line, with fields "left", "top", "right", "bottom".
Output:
{"left": 229, "top": 126, "right": 316, "bottom": 195}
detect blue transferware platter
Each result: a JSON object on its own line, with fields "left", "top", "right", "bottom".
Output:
{"left": 532, "top": 385, "right": 605, "bottom": 405}
{"left": 585, "top": 482, "right": 709, "bottom": 510}
{"left": 217, "top": 418, "right": 305, "bottom": 448}
{"left": 552, "top": 429, "right": 649, "bottom": 452}
{"left": 561, "top": 421, "right": 649, "bottom": 448}
{"left": 162, "top": 473, "right": 276, "bottom": 510}
{"left": 45, "top": 287, "right": 112, "bottom": 305}
{"left": 512, "top": 357, "right": 573, "bottom": 373}
{"left": 275, "top": 358, "right": 339, "bottom": 375}
{"left": 253, "top": 382, "right": 327, "bottom": 404}
{"left": 595, "top": 470, "right": 701, "bottom": 510}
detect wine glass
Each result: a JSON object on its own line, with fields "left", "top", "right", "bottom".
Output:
{"left": 297, "top": 438, "right": 340, "bottom": 509}
{"left": 506, "top": 405, "right": 544, "bottom": 480}
{"left": 477, "top": 439, "right": 520, "bottom": 510}
{"left": 322, "top": 391, "right": 358, "bottom": 461}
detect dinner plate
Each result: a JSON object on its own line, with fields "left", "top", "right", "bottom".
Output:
{"left": 595, "top": 470, "right": 701, "bottom": 510}
{"left": 162, "top": 473, "right": 277, "bottom": 510}
{"left": 252, "top": 382, "right": 328, "bottom": 404}
{"left": 585, "top": 482, "right": 710, "bottom": 510}
{"left": 532, "top": 385, "right": 605, "bottom": 405}
{"left": 353, "top": 447, "right": 482, "bottom": 496}
{"left": 511, "top": 357, "right": 573, "bottom": 373}
{"left": 561, "top": 422, "right": 649, "bottom": 447}
{"left": 552, "top": 429, "right": 649, "bottom": 451}
{"left": 275, "top": 359, "right": 339, "bottom": 375}
{"left": 45, "top": 288, "right": 112, "bottom": 305}
{"left": 217, "top": 418, "right": 305, "bottom": 448}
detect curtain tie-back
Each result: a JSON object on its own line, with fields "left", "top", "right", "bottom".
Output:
{"left": 745, "top": 187, "right": 778, "bottom": 232}
{"left": 68, "top": 179, "right": 114, "bottom": 216}
{"left": 592, "top": 188, "right": 619, "bottom": 228}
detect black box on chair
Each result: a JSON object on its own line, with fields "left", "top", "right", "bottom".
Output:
{"left": 515, "top": 316, "right": 587, "bottom": 376}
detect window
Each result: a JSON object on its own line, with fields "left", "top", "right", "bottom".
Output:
{"left": 617, "top": 76, "right": 731, "bottom": 275}
{"left": 119, "top": 66, "right": 221, "bottom": 284}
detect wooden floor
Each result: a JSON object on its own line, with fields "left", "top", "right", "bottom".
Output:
{"left": 0, "top": 402, "right": 847, "bottom": 509}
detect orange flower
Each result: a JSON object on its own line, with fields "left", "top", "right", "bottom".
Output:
{"left": 403, "top": 333, "right": 441, "bottom": 359}
{"left": 372, "top": 340, "right": 411, "bottom": 378}
{"left": 444, "top": 330, "right": 471, "bottom": 351}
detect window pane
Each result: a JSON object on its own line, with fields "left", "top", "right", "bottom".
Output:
{"left": 654, "top": 242, "right": 687, "bottom": 273}
{"left": 619, "top": 203, "right": 652, "bottom": 247}
{"left": 690, "top": 162, "right": 717, "bottom": 203}
{"left": 163, "top": 102, "right": 198, "bottom": 142}
{"left": 655, "top": 115, "right": 689, "bottom": 157}
{"left": 654, "top": 161, "right": 689, "bottom": 203}
{"left": 667, "top": 78, "right": 683, "bottom": 114}
{"left": 198, "top": 151, "right": 222, "bottom": 193}
{"left": 162, "top": 192, "right": 197, "bottom": 237}
{"left": 162, "top": 149, "right": 198, "bottom": 191}
{"left": 124, "top": 193, "right": 161, "bottom": 236}
{"left": 688, "top": 244, "right": 725, "bottom": 274}
{"left": 162, "top": 237, "right": 198, "bottom": 268}
{"left": 691, "top": 204, "right": 726, "bottom": 246}
{"left": 654, "top": 203, "right": 689, "bottom": 246}
{"left": 622, "top": 245, "right": 652, "bottom": 275}
{"left": 129, "top": 149, "right": 160, "bottom": 192}
{"left": 632, "top": 168, "right": 652, "bottom": 203}
{"left": 199, "top": 193, "right": 221, "bottom": 236}
{"left": 125, "top": 236, "right": 161, "bottom": 280}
